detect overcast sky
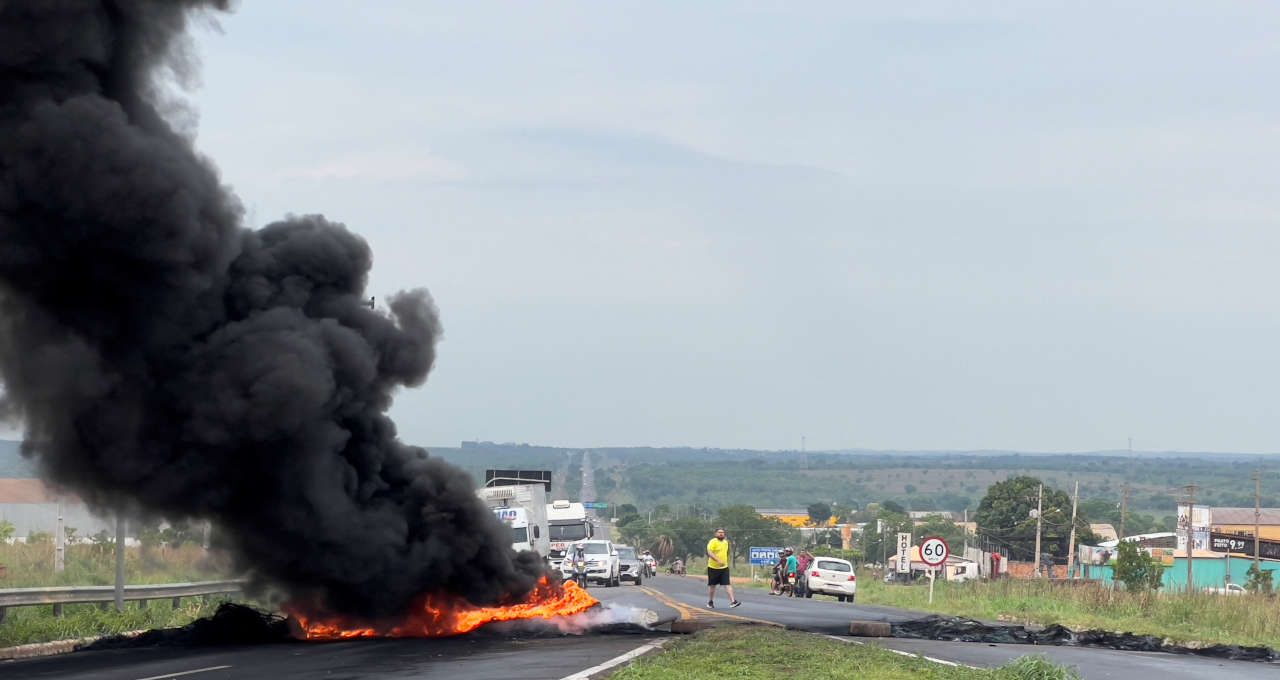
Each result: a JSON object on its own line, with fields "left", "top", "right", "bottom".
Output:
{"left": 173, "top": 2, "right": 1280, "bottom": 453}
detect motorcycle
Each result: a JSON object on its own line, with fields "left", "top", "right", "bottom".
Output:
{"left": 571, "top": 557, "right": 589, "bottom": 589}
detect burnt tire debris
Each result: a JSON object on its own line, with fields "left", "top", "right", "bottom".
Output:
{"left": 891, "top": 615, "right": 1278, "bottom": 663}
{"left": 80, "top": 603, "right": 652, "bottom": 651}
{"left": 84, "top": 604, "right": 292, "bottom": 650}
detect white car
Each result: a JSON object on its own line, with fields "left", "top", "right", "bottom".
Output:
{"left": 559, "top": 539, "right": 621, "bottom": 587}
{"left": 804, "top": 556, "right": 857, "bottom": 602}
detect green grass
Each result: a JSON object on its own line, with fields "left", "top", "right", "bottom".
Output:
{"left": 0, "top": 542, "right": 240, "bottom": 647}
{"left": 0, "top": 596, "right": 236, "bottom": 647}
{"left": 856, "top": 571, "right": 1280, "bottom": 648}
{"left": 608, "top": 626, "right": 1080, "bottom": 680}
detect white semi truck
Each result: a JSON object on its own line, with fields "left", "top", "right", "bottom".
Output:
{"left": 547, "top": 499, "right": 594, "bottom": 570}
{"left": 477, "top": 484, "right": 550, "bottom": 560}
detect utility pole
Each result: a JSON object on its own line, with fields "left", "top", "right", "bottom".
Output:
{"left": 1066, "top": 481, "right": 1079, "bottom": 579}
{"left": 1255, "top": 470, "right": 1262, "bottom": 573}
{"left": 1033, "top": 484, "right": 1044, "bottom": 578}
{"left": 54, "top": 496, "right": 65, "bottom": 573}
{"left": 114, "top": 512, "right": 125, "bottom": 612}
{"left": 1119, "top": 482, "right": 1129, "bottom": 540}
{"left": 1184, "top": 484, "right": 1197, "bottom": 593}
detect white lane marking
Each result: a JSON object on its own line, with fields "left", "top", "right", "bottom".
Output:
{"left": 558, "top": 638, "right": 671, "bottom": 680}
{"left": 825, "top": 634, "right": 977, "bottom": 669}
{"left": 135, "top": 665, "right": 232, "bottom": 680}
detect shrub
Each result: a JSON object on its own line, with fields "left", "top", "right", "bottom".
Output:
{"left": 1246, "top": 563, "right": 1274, "bottom": 594}
{"left": 1114, "top": 540, "right": 1163, "bottom": 591}
{"left": 999, "top": 654, "right": 1083, "bottom": 680}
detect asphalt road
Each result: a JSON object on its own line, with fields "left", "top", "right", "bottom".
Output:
{"left": 0, "top": 589, "right": 666, "bottom": 680}
{"left": 643, "top": 573, "right": 1280, "bottom": 679}
{"left": 4, "top": 575, "right": 1276, "bottom": 679}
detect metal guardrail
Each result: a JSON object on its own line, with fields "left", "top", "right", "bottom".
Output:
{"left": 0, "top": 580, "right": 243, "bottom": 623}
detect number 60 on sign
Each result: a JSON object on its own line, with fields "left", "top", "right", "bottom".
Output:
{"left": 919, "top": 536, "right": 949, "bottom": 567}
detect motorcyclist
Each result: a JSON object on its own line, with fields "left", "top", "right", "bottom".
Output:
{"left": 783, "top": 548, "right": 799, "bottom": 597}
{"left": 796, "top": 550, "right": 814, "bottom": 597}
{"left": 570, "top": 543, "right": 589, "bottom": 587}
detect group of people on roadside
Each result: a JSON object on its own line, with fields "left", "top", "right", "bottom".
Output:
{"left": 769, "top": 547, "right": 814, "bottom": 597}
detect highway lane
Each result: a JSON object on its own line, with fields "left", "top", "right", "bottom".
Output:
{"left": 5, "top": 576, "right": 1275, "bottom": 679}
{"left": 641, "top": 574, "right": 1280, "bottom": 679}
{"left": 0, "top": 586, "right": 668, "bottom": 680}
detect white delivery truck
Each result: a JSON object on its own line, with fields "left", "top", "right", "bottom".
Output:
{"left": 477, "top": 484, "right": 550, "bottom": 560}
{"left": 547, "top": 499, "right": 594, "bottom": 571}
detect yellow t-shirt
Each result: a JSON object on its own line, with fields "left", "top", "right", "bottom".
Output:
{"left": 707, "top": 537, "right": 729, "bottom": 569}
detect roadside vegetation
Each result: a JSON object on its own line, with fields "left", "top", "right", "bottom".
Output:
{"left": 0, "top": 596, "right": 235, "bottom": 648}
{"left": 857, "top": 572, "right": 1280, "bottom": 649}
{"left": 0, "top": 539, "right": 237, "bottom": 647}
{"left": 0, "top": 541, "right": 232, "bottom": 587}
{"left": 608, "top": 626, "right": 1081, "bottom": 680}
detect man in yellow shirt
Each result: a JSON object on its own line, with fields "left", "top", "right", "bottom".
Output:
{"left": 706, "top": 528, "right": 741, "bottom": 608}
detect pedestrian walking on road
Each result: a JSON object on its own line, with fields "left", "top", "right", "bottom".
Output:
{"left": 706, "top": 528, "right": 741, "bottom": 608}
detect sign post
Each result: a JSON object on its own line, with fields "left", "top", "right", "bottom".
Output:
{"left": 919, "top": 536, "right": 950, "bottom": 604}
{"left": 896, "top": 532, "right": 912, "bottom": 575}
{"left": 749, "top": 546, "right": 783, "bottom": 583}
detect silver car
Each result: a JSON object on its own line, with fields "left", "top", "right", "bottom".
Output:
{"left": 615, "top": 545, "right": 645, "bottom": 585}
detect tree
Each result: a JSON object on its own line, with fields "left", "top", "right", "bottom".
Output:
{"left": 830, "top": 503, "right": 856, "bottom": 524}
{"left": 975, "top": 476, "right": 1096, "bottom": 561}
{"left": 915, "top": 514, "right": 965, "bottom": 551}
{"left": 881, "top": 500, "right": 906, "bottom": 515}
{"left": 1246, "top": 563, "right": 1274, "bottom": 594}
{"left": 1113, "top": 540, "right": 1164, "bottom": 591}
{"left": 617, "top": 503, "right": 639, "bottom": 517}
{"left": 0, "top": 520, "right": 13, "bottom": 542}
{"left": 862, "top": 509, "right": 913, "bottom": 565}
{"left": 807, "top": 502, "right": 833, "bottom": 525}
{"left": 716, "top": 505, "right": 796, "bottom": 563}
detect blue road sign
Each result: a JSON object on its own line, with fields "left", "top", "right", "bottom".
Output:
{"left": 749, "top": 546, "right": 783, "bottom": 566}
{"left": 583, "top": 502, "right": 609, "bottom": 509}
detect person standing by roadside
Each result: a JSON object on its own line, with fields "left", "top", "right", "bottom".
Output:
{"left": 796, "top": 549, "right": 815, "bottom": 597}
{"left": 706, "top": 528, "right": 742, "bottom": 608}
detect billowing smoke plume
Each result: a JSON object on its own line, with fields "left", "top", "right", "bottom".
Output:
{"left": 0, "top": 1, "right": 544, "bottom": 618}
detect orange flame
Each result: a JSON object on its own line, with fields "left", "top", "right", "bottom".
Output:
{"left": 288, "top": 576, "right": 599, "bottom": 639}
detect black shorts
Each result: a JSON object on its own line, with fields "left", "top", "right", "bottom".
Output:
{"left": 707, "top": 567, "right": 730, "bottom": 586}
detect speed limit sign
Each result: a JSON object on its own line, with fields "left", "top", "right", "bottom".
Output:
{"left": 919, "top": 536, "right": 949, "bottom": 567}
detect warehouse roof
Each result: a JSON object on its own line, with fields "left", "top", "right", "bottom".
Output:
{"left": 1211, "top": 507, "right": 1280, "bottom": 526}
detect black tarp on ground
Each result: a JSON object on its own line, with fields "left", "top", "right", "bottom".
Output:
{"left": 84, "top": 604, "right": 293, "bottom": 649}
{"left": 892, "top": 615, "right": 1278, "bottom": 663}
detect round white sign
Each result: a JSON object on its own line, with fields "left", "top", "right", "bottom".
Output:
{"left": 919, "top": 536, "right": 950, "bottom": 567}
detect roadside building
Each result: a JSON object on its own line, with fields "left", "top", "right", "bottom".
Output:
{"left": 1089, "top": 523, "right": 1118, "bottom": 542}
{"left": 887, "top": 545, "right": 979, "bottom": 582}
{"left": 0, "top": 478, "right": 116, "bottom": 540}
{"left": 755, "top": 508, "right": 816, "bottom": 527}
{"left": 1210, "top": 507, "right": 1280, "bottom": 540}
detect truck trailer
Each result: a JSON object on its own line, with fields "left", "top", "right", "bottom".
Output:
{"left": 547, "top": 499, "right": 594, "bottom": 570}
{"left": 477, "top": 484, "right": 550, "bottom": 560}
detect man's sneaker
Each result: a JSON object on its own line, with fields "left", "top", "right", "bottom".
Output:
{"left": 730, "top": 600, "right": 742, "bottom": 608}
{"left": 706, "top": 601, "right": 715, "bottom": 609}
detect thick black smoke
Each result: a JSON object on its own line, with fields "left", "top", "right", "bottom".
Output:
{"left": 0, "top": 1, "right": 544, "bottom": 618}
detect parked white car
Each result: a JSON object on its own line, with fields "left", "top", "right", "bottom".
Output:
{"left": 559, "top": 539, "right": 621, "bottom": 587}
{"left": 804, "top": 556, "right": 857, "bottom": 602}
{"left": 1205, "top": 583, "right": 1246, "bottom": 596}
